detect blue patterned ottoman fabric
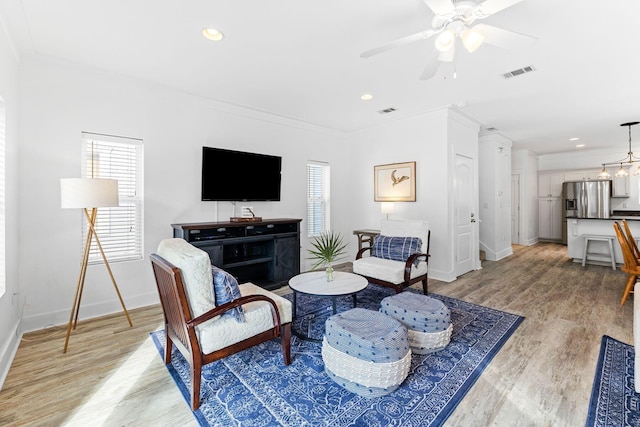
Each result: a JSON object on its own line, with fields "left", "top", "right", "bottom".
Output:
{"left": 324, "top": 307, "right": 410, "bottom": 362}
{"left": 323, "top": 308, "right": 412, "bottom": 397}
{"left": 380, "top": 292, "right": 450, "bottom": 333}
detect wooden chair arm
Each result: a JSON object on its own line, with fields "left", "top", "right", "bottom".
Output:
{"left": 187, "top": 294, "right": 282, "bottom": 330}
{"left": 404, "top": 252, "right": 429, "bottom": 282}
{"left": 356, "top": 247, "right": 372, "bottom": 259}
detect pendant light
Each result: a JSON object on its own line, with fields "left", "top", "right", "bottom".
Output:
{"left": 597, "top": 165, "right": 611, "bottom": 179}
{"left": 599, "top": 121, "right": 640, "bottom": 175}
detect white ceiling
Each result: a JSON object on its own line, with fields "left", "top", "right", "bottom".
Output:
{"left": 2, "top": 0, "right": 640, "bottom": 155}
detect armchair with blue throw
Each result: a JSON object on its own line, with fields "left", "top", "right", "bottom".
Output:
{"left": 352, "top": 219, "right": 430, "bottom": 294}
{"left": 150, "top": 238, "right": 292, "bottom": 410}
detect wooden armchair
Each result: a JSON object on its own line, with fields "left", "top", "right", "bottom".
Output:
{"left": 352, "top": 219, "right": 430, "bottom": 294}
{"left": 622, "top": 219, "right": 640, "bottom": 261}
{"left": 613, "top": 221, "right": 639, "bottom": 306}
{"left": 150, "top": 239, "right": 291, "bottom": 410}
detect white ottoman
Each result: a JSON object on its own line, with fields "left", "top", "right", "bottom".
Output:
{"left": 322, "top": 308, "right": 411, "bottom": 397}
{"left": 380, "top": 292, "right": 452, "bottom": 354}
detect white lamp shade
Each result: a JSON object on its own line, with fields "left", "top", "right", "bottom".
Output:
{"left": 61, "top": 178, "right": 119, "bottom": 209}
{"left": 435, "top": 29, "right": 455, "bottom": 52}
{"left": 461, "top": 28, "right": 484, "bottom": 53}
{"left": 381, "top": 202, "right": 395, "bottom": 215}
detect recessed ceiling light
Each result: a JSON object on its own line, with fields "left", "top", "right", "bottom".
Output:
{"left": 576, "top": 144, "right": 585, "bottom": 148}
{"left": 360, "top": 93, "right": 374, "bottom": 101}
{"left": 202, "top": 28, "right": 224, "bottom": 41}
{"left": 569, "top": 137, "right": 580, "bottom": 141}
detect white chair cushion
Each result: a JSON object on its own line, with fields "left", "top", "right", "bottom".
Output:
{"left": 198, "top": 282, "right": 292, "bottom": 354}
{"left": 157, "top": 238, "right": 215, "bottom": 319}
{"left": 352, "top": 256, "right": 428, "bottom": 284}
{"left": 380, "top": 219, "right": 429, "bottom": 255}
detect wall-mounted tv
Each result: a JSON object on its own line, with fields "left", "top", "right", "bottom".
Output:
{"left": 201, "top": 147, "right": 282, "bottom": 201}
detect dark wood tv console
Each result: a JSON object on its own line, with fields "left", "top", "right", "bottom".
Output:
{"left": 172, "top": 218, "right": 301, "bottom": 290}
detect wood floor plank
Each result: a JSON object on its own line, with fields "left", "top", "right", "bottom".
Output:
{"left": 0, "top": 242, "right": 633, "bottom": 426}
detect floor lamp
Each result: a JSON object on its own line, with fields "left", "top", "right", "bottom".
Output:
{"left": 60, "top": 178, "right": 133, "bottom": 353}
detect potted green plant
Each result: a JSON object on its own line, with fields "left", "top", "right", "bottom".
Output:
{"left": 308, "top": 231, "right": 348, "bottom": 282}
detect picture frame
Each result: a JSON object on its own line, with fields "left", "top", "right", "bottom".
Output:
{"left": 374, "top": 161, "right": 416, "bottom": 202}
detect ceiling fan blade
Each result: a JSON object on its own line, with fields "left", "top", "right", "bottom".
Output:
{"left": 360, "top": 29, "right": 436, "bottom": 58}
{"left": 474, "top": 23, "right": 536, "bottom": 50}
{"left": 421, "top": 0, "right": 455, "bottom": 15}
{"left": 419, "top": 51, "right": 441, "bottom": 80}
{"left": 475, "top": 0, "right": 523, "bottom": 18}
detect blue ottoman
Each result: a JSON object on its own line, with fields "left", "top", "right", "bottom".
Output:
{"left": 321, "top": 308, "right": 411, "bottom": 397}
{"left": 380, "top": 292, "right": 452, "bottom": 354}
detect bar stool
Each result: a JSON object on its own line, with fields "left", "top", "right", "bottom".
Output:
{"left": 582, "top": 234, "right": 616, "bottom": 270}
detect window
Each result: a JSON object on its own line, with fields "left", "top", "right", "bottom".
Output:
{"left": 82, "top": 132, "right": 143, "bottom": 264}
{"left": 307, "top": 161, "right": 330, "bottom": 237}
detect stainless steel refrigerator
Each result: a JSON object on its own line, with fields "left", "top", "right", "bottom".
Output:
{"left": 562, "top": 180, "right": 611, "bottom": 243}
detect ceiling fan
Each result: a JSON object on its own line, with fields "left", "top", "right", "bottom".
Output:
{"left": 361, "top": 0, "right": 536, "bottom": 80}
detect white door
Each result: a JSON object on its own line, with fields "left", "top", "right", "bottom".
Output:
{"left": 511, "top": 174, "right": 520, "bottom": 244}
{"left": 455, "top": 154, "right": 475, "bottom": 276}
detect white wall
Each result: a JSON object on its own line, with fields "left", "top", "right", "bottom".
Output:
{"left": 17, "top": 56, "right": 353, "bottom": 332}
{"left": 0, "top": 19, "right": 22, "bottom": 387}
{"left": 512, "top": 149, "right": 539, "bottom": 245}
{"left": 346, "top": 108, "right": 480, "bottom": 282}
{"left": 479, "top": 133, "right": 513, "bottom": 260}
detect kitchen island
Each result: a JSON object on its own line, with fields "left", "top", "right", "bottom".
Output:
{"left": 566, "top": 216, "right": 640, "bottom": 266}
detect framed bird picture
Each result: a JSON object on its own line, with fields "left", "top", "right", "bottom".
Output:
{"left": 374, "top": 161, "right": 416, "bottom": 202}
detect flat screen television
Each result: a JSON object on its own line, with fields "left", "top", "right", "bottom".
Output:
{"left": 201, "top": 147, "right": 282, "bottom": 201}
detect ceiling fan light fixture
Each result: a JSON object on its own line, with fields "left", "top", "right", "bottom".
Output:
{"left": 202, "top": 28, "right": 224, "bottom": 41}
{"left": 461, "top": 28, "right": 484, "bottom": 52}
{"left": 435, "top": 29, "right": 456, "bottom": 52}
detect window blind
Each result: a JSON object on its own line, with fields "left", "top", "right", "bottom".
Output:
{"left": 82, "top": 132, "right": 143, "bottom": 264}
{"left": 307, "top": 161, "right": 330, "bottom": 237}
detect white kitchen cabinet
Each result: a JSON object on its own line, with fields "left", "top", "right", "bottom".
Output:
{"left": 563, "top": 168, "right": 607, "bottom": 181}
{"left": 538, "top": 172, "right": 564, "bottom": 198}
{"left": 563, "top": 170, "right": 586, "bottom": 181}
{"left": 586, "top": 168, "right": 606, "bottom": 180}
{"left": 612, "top": 169, "right": 630, "bottom": 197}
{"left": 538, "top": 198, "right": 562, "bottom": 241}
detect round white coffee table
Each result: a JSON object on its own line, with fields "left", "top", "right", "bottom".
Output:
{"left": 288, "top": 271, "right": 368, "bottom": 341}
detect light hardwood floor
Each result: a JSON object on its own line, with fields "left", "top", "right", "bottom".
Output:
{"left": 0, "top": 242, "right": 633, "bottom": 426}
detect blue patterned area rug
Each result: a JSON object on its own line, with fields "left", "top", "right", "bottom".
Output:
{"left": 586, "top": 335, "right": 640, "bottom": 426}
{"left": 150, "top": 285, "right": 524, "bottom": 427}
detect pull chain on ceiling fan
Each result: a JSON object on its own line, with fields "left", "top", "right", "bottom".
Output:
{"left": 361, "top": 0, "right": 536, "bottom": 80}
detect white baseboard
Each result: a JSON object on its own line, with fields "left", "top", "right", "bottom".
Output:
{"left": 21, "top": 292, "right": 159, "bottom": 333}
{"left": 0, "top": 319, "right": 21, "bottom": 391}
{"left": 494, "top": 247, "right": 514, "bottom": 261}
{"left": 429, "top": 269, "right": 457, "bottom": 283}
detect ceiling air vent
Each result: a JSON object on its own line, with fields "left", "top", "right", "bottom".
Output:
{"left": 502, "top": 65, "right": 536, "bottom": 79}
{"left": 378, "top": 107, "right": 397, "bottom": 114}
